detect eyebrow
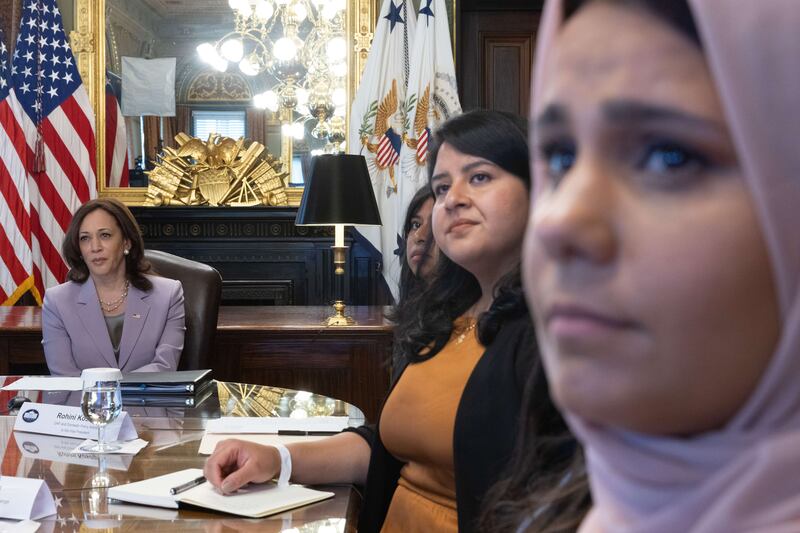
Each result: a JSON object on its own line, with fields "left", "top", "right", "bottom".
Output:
{"left": 79, "top": 227, "right": 112, "bottom": 234}
{"left": 431, "top": 160, "right": 497, "bottom": 183}
{"left": 535, "top": 100, "right": 723, "bottom": 130}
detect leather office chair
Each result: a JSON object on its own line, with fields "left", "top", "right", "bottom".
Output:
{"left": 144, "top": 250, "right": 222, "bottom": 371}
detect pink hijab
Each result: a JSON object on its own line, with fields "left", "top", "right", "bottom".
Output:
{"left": 532, "top": 1, "right": 800, "bottom": 531}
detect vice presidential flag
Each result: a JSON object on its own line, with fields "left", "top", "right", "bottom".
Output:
{"left": 399, "top": 0, "right": 461, "bottom": 214}
{"left": 350, "top": 0, "right": 417, "bottom": 299}
{"left": 11, "top": 0, "right": 98, "bottom": 299}
{"left": 0, "top": 29, "right": 34, "bottom": 305}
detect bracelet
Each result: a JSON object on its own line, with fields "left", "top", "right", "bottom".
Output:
{"left": 274, "top": 443, "right": 292, "bottom": 488}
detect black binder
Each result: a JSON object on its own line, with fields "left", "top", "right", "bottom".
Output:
{"left": 120, "top": 369, "right": 212, "bottom": 395}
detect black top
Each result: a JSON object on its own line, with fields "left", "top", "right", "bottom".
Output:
{"left": 346, "top": 314, "right": 539, "bottom": 532}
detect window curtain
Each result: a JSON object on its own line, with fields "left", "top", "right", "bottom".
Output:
{"left": 162, "top": 105, "right": 192, "bottom": 149}
{"left": 246, "top": 107, "right": 266, "bottom": 145}
{"left": 142, "top": 116, "right": 161, "bottom": 169}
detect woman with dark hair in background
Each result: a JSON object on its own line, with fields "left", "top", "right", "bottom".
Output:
{"left": 523, "top": 0, "right": 800, "bottom": 531}
{"left": 205, "top": 110, "right": 574, "bottom": 532}
{"left": 397, "top": 186, "right": 438, "bottom": 302}
{"left": 42, "top": 198, "right": 185, "bottom": 375}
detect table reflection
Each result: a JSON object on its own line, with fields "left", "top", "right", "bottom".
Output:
{"left": 0, "top": 379, "right": 363, "bottom": 531}
{"left": 26, "top": 381, "right": 363, "bottom": 424}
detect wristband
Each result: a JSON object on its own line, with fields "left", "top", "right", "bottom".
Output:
{"left": 274, "top": 443, "right": 292, "bottom": 488}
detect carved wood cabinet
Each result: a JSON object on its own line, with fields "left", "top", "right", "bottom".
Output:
{"left": 130, "top": 206, "right": 392, "bottom": 306}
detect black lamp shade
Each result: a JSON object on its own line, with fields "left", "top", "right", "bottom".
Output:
{"left": 295, "top": 154, "right": 382, "bottom": 226}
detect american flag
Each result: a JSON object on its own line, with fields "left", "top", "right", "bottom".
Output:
{"left": 106, "top": 79, "right": 129, "bottom": 187}
{"left": 11, "top": 0, "right": 97, "bottom": 299}
{"left": 376, "top": 127, "right": 402, "bottom": 169}
{"left": 415, "top": 126, "right": 429, "bottom": 163}
{"left": 0, "top": 28, "right": 34, "bottom": 305}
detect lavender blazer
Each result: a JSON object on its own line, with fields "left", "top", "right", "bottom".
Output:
{"left": 42, "top": 275, "right": 186, "bottom": 376}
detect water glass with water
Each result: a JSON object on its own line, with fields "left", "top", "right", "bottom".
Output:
{"left": 80, "top": 368, "right": 123, "bottom": 453}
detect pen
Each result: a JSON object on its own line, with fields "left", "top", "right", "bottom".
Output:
{"left": 169, "top": 476, "right": 206, "bottom": 495}
{"left": 277, "top": 430, "right": 339, "bottom": 436}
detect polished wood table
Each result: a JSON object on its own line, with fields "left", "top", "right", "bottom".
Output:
{"left": 0, "top": 378, "right": 364, "bottom": 531}
{"left": 0, "top": 306, "right": 393, "bottom": 421}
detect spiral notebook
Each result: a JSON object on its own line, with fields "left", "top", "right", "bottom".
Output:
{"left": 107, "top": 468, "right": 334, "bottom": 518}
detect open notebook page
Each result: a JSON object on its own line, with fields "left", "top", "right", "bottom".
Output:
{"left": 107, "top": 468, "right": 334, "bottom": 518}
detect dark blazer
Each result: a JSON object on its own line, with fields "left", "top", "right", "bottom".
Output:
{"left": 352, "top": 314, "right": 538, "bottom": 533}
{"left": 42, "top": 275, "right": 185, "bottom": 376}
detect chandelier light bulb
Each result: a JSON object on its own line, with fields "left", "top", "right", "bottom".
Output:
{"left": 254, "top": 0, "right": 274, "bottom": 20}
{"left": 264, "top": 90, "right": 280, "bottom": 112}
{"left": 253, "top": 92, "right": 269, "bottom": 109}
{"left": 332, "top": 0, "right": 346, "bottom": 12}
{"left": 292, "top": 3, "right": 308, "bottom": 22}
{"left": 239, "top": 56, "right": 260, "bottom": 76}
{"left": 320, "top": 2, "right": 339, "bottom": 20}
{"left": 282, "top": 124, "right": 294, "bottom": 137}
{"left": 197, "top": 43, "right": 228, "bottom": 72}
{"left": 229, "top": 0, "right": 251, "bottom": 16}
{"left": 220, "top": 38, "right": 244, "bottom": 62}
{"left": 196, "top": 42, "right": 216, "bottom": 62}
{"left": 292, "top": 123, "right": 305, "bottom": 140}
{"left": 334, "top": 105, "right": 346, "bottom": 117}
{"left": 274, "top": 37, "right": 298, "bottom": 61}
{"left": 326, "top": 37, "right": 347, "bottom": 62}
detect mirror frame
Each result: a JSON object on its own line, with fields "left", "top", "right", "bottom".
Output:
{"left": 70, "top": 0, "right": 381, "bottom": 205}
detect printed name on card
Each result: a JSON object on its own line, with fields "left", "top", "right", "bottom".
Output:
{"left": 13, "top": 402, "right": 137, "bottom": 441}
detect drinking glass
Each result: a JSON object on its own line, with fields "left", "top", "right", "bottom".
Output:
{"left": 80, "top": 368, "right": 123, "bottom": 453}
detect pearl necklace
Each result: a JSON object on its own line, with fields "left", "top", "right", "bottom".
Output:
{"left": 455, "top": 320, "right": 478, "bottom": 344}
{"left": 99, "top": 280, "right": 129, "bottom": 313}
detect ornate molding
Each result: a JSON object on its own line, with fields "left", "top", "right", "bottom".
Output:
{"left": 82, "top": 0, "right": 380, "bottom": 205}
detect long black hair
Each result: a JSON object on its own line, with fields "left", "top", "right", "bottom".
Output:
{"left": 393, "top": 110, "right": 530, "bottom": 365}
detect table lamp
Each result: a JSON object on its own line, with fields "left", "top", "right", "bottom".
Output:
{"left": 295, "top": 154, "right": 382, "bottom": 325}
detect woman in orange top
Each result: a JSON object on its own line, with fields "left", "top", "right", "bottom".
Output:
{"left": 204, "top": 111, "right": 577, "bottom": 532}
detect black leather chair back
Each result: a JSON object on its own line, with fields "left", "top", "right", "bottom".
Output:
{"left": 144, "top": 250, "right": 222, "bottom": 370}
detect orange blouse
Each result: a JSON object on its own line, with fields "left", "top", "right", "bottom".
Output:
{"left": 379, "top": 319, "right": 484, "bottom": 533}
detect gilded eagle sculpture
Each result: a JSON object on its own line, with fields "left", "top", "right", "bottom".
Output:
{"left": 145, "top": 133, "right": 290, "bottom": 207}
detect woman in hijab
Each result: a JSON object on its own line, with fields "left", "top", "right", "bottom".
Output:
{"left": 523, "top": 0, "right": 800, "bottom": 531}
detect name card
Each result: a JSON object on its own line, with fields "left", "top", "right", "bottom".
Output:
{"left": 13, "top": 403, "right": 137, "bottom": 441}
{"left": 0, "top": 477, "right": 56, "bottom": 520}
{"left": 13, "top": 432, "right": 133, "bottom": 471}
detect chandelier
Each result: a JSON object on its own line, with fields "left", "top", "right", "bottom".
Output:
{"left": 197, "top": 0, "right": 348, "bottom": 150}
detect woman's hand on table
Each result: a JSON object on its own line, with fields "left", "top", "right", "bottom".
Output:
{"left": 204, "top": 439, "right": 281, "bottom": 494}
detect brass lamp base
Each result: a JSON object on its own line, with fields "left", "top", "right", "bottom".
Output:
{"left": 325, "top": 300, "right": 355, "bottom": 326}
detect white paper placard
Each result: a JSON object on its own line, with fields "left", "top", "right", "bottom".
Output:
{"left": 198, "top": 433, "right": 326, "bottom": 455}
{"left": 205, "top": 416, "right": 349, "bottom": 434}
{"left": 0, "top": 519, "right": 40, "bottom": 533}
{"left": 1, "top": 377, "right": 83, "bottom": 392}
{"left": 13, "top": 403, "right": 137, "bottom": 441}
{"left": 13, "top": 432, "right": 133, "bottom": 471}
{"left": 0, "top": 477, "right": 56, "bottom": 520}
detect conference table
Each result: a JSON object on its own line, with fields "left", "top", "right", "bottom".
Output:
{"left": 0, "top": 377, "right": 365, "bottom": 531}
